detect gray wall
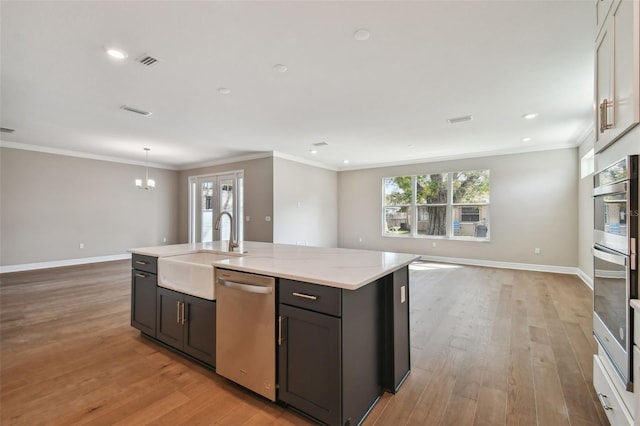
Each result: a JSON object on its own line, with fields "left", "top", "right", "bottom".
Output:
{"left": 273, "top": 157, "right": 337, "bottom": 247}
{"left": 338, "top": 148, "right": 579, "bottom": 267}
{"left": 177, "top": 156, "right": 274, "bottom": 243}
{"left": 0, "top": 147, "right": 179, "bottom": 266}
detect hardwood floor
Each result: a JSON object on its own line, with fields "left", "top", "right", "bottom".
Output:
{"left": 0, "top": 260, "right": 607, "bottom": 425}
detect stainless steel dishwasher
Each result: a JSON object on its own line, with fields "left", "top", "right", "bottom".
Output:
{"left": 215, "top": 268, "right": 276, "bottom": 401}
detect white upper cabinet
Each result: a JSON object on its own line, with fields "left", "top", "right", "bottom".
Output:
{"left": 594, "top": 0, "right": 640, "bottom": 153}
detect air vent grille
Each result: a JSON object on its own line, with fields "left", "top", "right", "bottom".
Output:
{"left": 313, "top": 142, "right": 329, "bottom": 147}
{"left": 447, "top": 115, "right": 473, "bottom": 124}
{"left": 137, "top": 55, "right": 158, "bottom": 66}
{"left": 120, "top": 105, "right": 152, "bottom": 116}
{"left": 0, "top": 127, "right": 15, "bottom": 133}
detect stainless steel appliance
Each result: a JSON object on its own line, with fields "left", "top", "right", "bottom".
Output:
{"left": 215, "top": 268, "right": 276, "bottom": 401}
{"left": 593, "top": 155, "right": 638, "bottom": 390}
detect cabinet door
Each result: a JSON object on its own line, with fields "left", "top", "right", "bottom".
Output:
{"left": 595, "top": 0, "right": 640, "bottom": 152}
{"left": 595, "top": 13, "right": 615, "bottom": 151}
{"left": 183, "top": 295, "right": 216, "bottom": 367}
{"left": 156, "top": 287, "right": 184, "bottom": 348}
{"left": 131, "top": 270, "right": 157, "bottom": 336}
{"left": 278, "top": 304, "right": 341, "bottom": 426}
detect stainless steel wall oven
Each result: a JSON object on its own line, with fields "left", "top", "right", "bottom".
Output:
{"left": 593, "top": 155, "right": 638, "bottom": 391}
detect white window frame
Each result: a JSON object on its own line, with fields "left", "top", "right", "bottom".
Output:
{"left": 382, "top": 170, "right": 490, "bottom": 241}
{"left": 188, "top": 170, "right": 244, "bottom": 244}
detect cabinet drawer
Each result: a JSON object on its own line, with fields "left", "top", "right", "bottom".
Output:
{"left": 132, "top": 254, "right": 157, "bottom": 274}
{"left": 279, "top": 279, "right": 341, "bottom": 317}
{"left": 593, "top": 354, "right": 633, "bottom": 426}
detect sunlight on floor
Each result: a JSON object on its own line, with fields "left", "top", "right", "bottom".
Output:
{"left": 409, "top": 261, "right": 463, "bottom": 271}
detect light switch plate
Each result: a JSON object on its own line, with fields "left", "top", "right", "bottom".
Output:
{"left": 401, "top": 285, "right": 406, "bottom": 304}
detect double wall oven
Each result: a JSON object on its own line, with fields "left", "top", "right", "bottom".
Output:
{"left": 593, "top": 155, "right": 638, "bottom": 391}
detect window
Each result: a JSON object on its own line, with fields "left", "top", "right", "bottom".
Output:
{"left": 383, "top": 170, "right": 490, "bottom": 240}
{"left": 189, "top": 171, "right": 244, "bottom": 243}
{"left": 580, "top": 148, "right": 594, "bottom": 179}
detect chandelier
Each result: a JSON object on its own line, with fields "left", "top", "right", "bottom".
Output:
{"left": 135, "top": 148, "right": 156, "bottom": 190}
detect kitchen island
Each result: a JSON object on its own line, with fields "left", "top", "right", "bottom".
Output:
{"left": 129, "top": 241, "right": 419, "bottom": 426}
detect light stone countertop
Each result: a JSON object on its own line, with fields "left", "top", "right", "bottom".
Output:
{"left": 631, "top": 299, "right": 640, "bottom": 311}
{"left": 129, "top": 241, "right": 420, "bottom": 290}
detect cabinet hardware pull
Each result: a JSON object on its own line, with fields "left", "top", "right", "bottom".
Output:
{"left": 599, "top": 99, "right": 613, "bottom": 133}
{"left": 181, "top": 302, "right": 186, "bottom": 325}
{"left": 597, "top": 392, "right": 613, "bottom": 410}
{"left": 177, "top": 301, "right": 181, "bottom": 324}
{"left": 135, "top": 273, "right": 147, "bottom": 278}
{"left": 292, "top": 292, "right": 318, "bottom": 301}
{"left": 278, "top": 316, "right": 283, "bottom": 346}
{"left": 135, "top": 261, "right": 148, "bottom": 265}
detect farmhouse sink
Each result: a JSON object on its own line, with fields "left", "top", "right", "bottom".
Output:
{"left": 158, "top": 252, "right": 232, "bottom": 300}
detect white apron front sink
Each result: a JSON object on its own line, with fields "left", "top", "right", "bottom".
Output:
{"left": 158, "top": 253, "right": 231, "bottom": 300}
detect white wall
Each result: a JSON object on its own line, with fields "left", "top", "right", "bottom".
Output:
{"left": 338, "top": 148, "right": 579, "bottom": 267}
{"left": 273, "top": 157, "right": 338, "bottom": 247}
{"left": 578, "top": 131, "right": 595, "bottom": 285}
{"left": 0, "top": 147, "right": 179, "bottom": 267}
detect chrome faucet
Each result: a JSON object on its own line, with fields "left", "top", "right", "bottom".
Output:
{"left": 214, "top": 211, "right": 239, "bottom": 252}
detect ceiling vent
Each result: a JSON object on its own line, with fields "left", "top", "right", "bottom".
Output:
{"left": 447, "top": 115, "right": 473, "bottom": 124}
{"left": 120, "top": 105, "right": 152, "bottom": 116}
{"left": 137, "top": 54, "right": 158, "bottom": 67}
{"left": 0, "top": 127, "right": 15, "bottom": 133}
{"left": 313, "top": 142, "right": 329, "bottom": 147}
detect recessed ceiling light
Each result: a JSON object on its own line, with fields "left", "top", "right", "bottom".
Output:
{"left": 521, "top": 137, "right": 532, "bottom": 142}
{"left": 310, "top": 149, "right": 318, "bottom": 154}
{"left": 273, "top": 64, "right": 288, "bottom": 73}
{"left": 106, "top": 47, "right": 128, "bottom": 60}
{"left": 354, "top": 29, "right": 370, "bottom": 41}
{"left": 218, "top": 87, "right": 231, "bottom": 95}
{"left": 522, "top": 112, "right": 539, "bottom": 120}
{"left": 343, "top": 160, "right": 350, "bottom": 164}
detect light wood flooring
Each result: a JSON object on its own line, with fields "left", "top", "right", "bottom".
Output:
{"left": 1, "top": 260, "right": 607, "bottom": 425}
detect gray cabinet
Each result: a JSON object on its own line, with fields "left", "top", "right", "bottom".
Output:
{"left": 131, "top": 254, "right": 157, "bottom": 337}
{"left": 157, "top": 287, "right": 216, "bottom": 367}
{"left": 278, "top": 278, "right": 386, "bottom": 426}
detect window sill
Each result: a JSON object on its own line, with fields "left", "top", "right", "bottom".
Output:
{"left": 382, "top": 234, "right": 490, "bottom": 242}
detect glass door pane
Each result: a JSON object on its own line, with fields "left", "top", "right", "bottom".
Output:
{"left": 200, "top": 180, "right": 214, "bottom": 243}
{"left": 218, "top": 178, "right": 234, "bottom": 241}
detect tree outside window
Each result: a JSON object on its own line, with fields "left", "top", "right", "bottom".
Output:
{"left": 383, "top": 170, "right": 490, "bottom": 240}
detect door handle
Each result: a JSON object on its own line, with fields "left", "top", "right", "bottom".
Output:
{"left": 597, "top": 392, "right": 613, "bottom": 410}
{"left": 176, "top": 301, "right": 181, "bottom": 324}
{"left": 135, "top": 273, "right": 147, "bottom": 278}
{"left": 599, "top": 99, "right": 613, "bottom": 133}
{"left": 278, "top": 316, "right": 283, "bottom": 346}
{"left": 181, "top": 302, "right": 186, "bottom": 325}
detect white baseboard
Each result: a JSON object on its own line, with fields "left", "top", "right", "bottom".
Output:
{"left": 0, "top": 253, "right": 132, "bottom": 274}
{"left": 419, "top": 255, "right": 593, "bottom": 289}
{"left": 576, "top": 268, "right": 594, "bottom": 290}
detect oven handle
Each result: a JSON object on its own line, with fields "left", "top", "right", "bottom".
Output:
{"left": 593, "top": 181, "right": 627, "bottom": 197}
{"left": 593, "top": 245, "right": 628, "bottom": 266}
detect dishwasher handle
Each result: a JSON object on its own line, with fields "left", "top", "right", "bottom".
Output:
{"left": 218, "top": 278, "right": 273, "bottom": 295}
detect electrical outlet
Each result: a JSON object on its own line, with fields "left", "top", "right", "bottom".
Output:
{"left": 534, "top": 247, "right": 541, "bottom": 254}
{"left": 359, "top": 237, "right": 363, "bottom": 243}
{"left": 163, "top": 237, "right": 167, "bottom": 243}
{"left": 246, "top": 216, "right": 250, "bottom": 222}
{"left": 265, "top": 216, "right": 271, "bottom": 222}
{"left": 79, "top": 243, "right": 85, "bottom": 249}
{"left": 432, "top": 242, "right": 436, "bottom": 248}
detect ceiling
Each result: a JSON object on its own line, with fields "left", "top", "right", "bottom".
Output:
{"left": 0, "top": 1, "right": 595, "bottom": 171}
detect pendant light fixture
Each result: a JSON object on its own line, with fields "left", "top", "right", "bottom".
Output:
{"left": 135, "top": 148, "right": 156, "bottom": 190}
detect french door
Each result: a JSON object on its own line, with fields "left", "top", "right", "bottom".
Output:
{"left": 189, "top": 172, "right": 243, "bottom": 244}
